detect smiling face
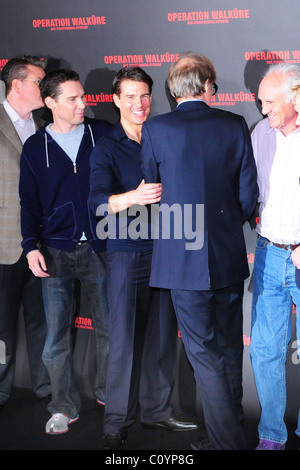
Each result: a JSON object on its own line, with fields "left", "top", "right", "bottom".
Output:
{"left": 45, "top": 80, "right": 86, "bottom": 133}
{"left": 113, "top": 79, "right": 152, "bottom": 138}
{"left": 258, "top": 73, "right": 298, "bottom": 135}
{"left": 294, "top": 94, "right": 300, "bottom": 126}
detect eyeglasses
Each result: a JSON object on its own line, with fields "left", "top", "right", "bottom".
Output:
{"left": 21, "top": 78, "right": 42, "bottom": 85}
{"left": 211, "top": 82, "right": 218, "bottom": 96}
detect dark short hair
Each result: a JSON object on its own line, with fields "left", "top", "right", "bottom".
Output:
{"left": 112, "top": 66, "right": 153, "bottom": 96}
{"left": 2, "top": 55, "right": 46, "bottom": 94}
{"left": 39, "top": 69, "right": 80, "bottom": 102}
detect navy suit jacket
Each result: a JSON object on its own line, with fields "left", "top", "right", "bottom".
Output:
{"left": 140, "top": 100, "right": 258, "bottom": 291}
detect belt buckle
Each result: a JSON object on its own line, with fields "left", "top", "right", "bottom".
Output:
{"left": 77, "top": 240, "right": 88, "bottom": 247}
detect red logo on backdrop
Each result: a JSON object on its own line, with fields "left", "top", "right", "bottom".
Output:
{"left": 84, "top": 93, "right": 114, "bottom": 107}
{"left": 104, "top": 52, "right": 180, "bottom": 68}
{"left": 211, "top": 91, "right": 255, "bottom": 107}
{"left": 243, "top": 334, "right": 251, "bottom": 346}
{"left": 245, "top": 50, "right": 300, "bottom": 64}
{"left": 167, "top": 8, "right": 250, "bottom": 25}
{"left": 32, "top": 15, "right": 106, "bottom": 31}
{"left": 75, "top": 316, "right": 94, "bottom": 330}
{"left": 247, "top": 253, "right": 255, "bottom": 264}
{"left": 0, "top": 59, "right": 8, "bottom": 71}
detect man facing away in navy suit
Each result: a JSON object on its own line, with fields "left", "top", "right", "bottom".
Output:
{"left": 140, "top": 52, "right": 259, "bottom": 450}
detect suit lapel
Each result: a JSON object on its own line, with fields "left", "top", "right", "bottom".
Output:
{"left": 0, "top": 104, "right": 23, "bottom": 153}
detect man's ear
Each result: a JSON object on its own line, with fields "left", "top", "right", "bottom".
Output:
{"left": 11, "top": 78, "right": 22, "bottom": 95}
{"left": 44, "top": 96, "right": 55, "bottom": 110}
{"left": 113, "top": 93, "right": 120, "bottom": 109}
{"left": 203, "top": 79, "right": 210, "bottom": 93}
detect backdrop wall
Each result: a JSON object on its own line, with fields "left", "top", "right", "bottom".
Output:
{"left": 1, "top": 0, "right": 300, "bottom": 425}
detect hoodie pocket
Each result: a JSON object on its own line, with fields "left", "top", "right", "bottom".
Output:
{"left": 44, "top": 202, "right": 77, "bottom": 238}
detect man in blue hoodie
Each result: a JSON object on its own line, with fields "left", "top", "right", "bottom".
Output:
{"left": 19, "top": 69, "right": 112, "bottom": 434}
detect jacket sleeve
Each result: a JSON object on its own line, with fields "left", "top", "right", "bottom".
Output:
{"left": 140, "top": 122, "right": 160, "bottom": 183}
{"left": 88, "top": 140, "right": 115, "bottom": 217}
{"left": 19, "top": 147, "right": 44, "bottom": 254}
{"left": 239, "top": 117, "right": 259, "bottom": 224}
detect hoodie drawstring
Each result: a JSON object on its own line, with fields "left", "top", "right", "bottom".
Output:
{"left": 88, "top": 124, "right": 95, "bottom": 148}
{"left": 45, "top": 132, "right": 49, "bottom": 168}
{"left": 45, "top": 124, "right": 95, "bottom": 169}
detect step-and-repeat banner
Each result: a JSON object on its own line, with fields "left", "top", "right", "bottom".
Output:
{"left": 1, "top": 0, "right": 300, "bottom": 422}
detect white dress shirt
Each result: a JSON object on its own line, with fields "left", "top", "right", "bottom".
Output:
{"left": 3, "top": 98, "right": 36, "bottom": 144}
{"left": 252, "top": 117, "right": 300, "bottom": 244}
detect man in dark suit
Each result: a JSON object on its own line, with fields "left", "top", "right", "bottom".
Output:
{"left": 0, "top": 56, "right": 51, "bottom": 407}
{"left": 140, "top": 52, "right": 258, "bottom": 450}
{"left": 89, "top": 66, "right": 199, "bottom": 450}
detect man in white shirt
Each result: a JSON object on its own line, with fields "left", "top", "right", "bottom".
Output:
{"left": 3, "top": 98, "right": 36, "bottom": 144}
{"left": 250, "top": 62, "right": 300, "bottom": 450}
{"left": 0, "top": 56, "right": 51, "bottom": 408}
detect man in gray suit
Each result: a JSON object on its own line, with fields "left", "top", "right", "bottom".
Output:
{"left": 0, "top": 56, "right": 51, "bottom": 407}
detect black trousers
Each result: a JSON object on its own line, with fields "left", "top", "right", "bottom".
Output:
{"left": 104, "top": 251, "right": 178, "bottom": 434}
{"left": 0, "top": 252, "right": 50, "bottom": 404}
{"left": 171, "top": 282, "right": 247, "bottom": 450}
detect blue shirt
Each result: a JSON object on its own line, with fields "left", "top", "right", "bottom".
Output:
{"left": 89, "top": 122, "right": 153, "bottom": 252}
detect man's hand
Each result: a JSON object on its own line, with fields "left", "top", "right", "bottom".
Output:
{"left": 27, "top": 250, "right": 50, "bottom": 277}
{"left": 132, "top": 179, "right": 162, "bottom": 206}
{"left": 291, "top": 246, "right": 300, "bottom": 269}
{"left": 108, "top": 180, "right": 162, "bottom": 213}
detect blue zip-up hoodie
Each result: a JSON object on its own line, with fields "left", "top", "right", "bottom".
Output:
{"left": 19, "top": 117, "right": 112, "bottom": 254}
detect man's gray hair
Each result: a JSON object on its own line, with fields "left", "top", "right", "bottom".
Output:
{"left": 264, "top": 62, "right": 300, "bottom": 102}
{"left": 167, "top": 51, "right": 216, "bottom": 99}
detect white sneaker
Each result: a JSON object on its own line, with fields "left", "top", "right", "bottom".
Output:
{"left": 45, "top": 413, "right": 79, "bottom": 434}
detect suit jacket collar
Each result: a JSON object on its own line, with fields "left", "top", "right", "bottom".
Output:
{"left": 0, "top": 103, "right": 44, "bottom": 154}
{"left": 0, "top": 103, "right": 23, "bottom": 153}
{"left": 175, "top": 100, "right": 210, "bottom": 112}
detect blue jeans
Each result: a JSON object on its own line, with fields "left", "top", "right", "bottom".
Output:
{"left": 41, "top": 244, "right": 109, "bottom": 419}
{"left": 250, "top": 236, "right": 300, "bottom": 444}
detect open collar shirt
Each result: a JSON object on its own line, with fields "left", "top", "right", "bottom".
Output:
{"left": 3, "top": 98, "right": 35, "bottom": 144}
{"left": 252, "top": 117, "right": 300, "bottom": 244}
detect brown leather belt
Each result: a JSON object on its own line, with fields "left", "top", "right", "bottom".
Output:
{"left": 272, "top": 242, "right": 300, "bottom": 251}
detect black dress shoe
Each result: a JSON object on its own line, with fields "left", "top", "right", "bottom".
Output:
{"left": 142, "top": 416, "right": 199, "bottom": 432}
{"left": 101, "top": 433, "right": 125, "bottom": 450}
